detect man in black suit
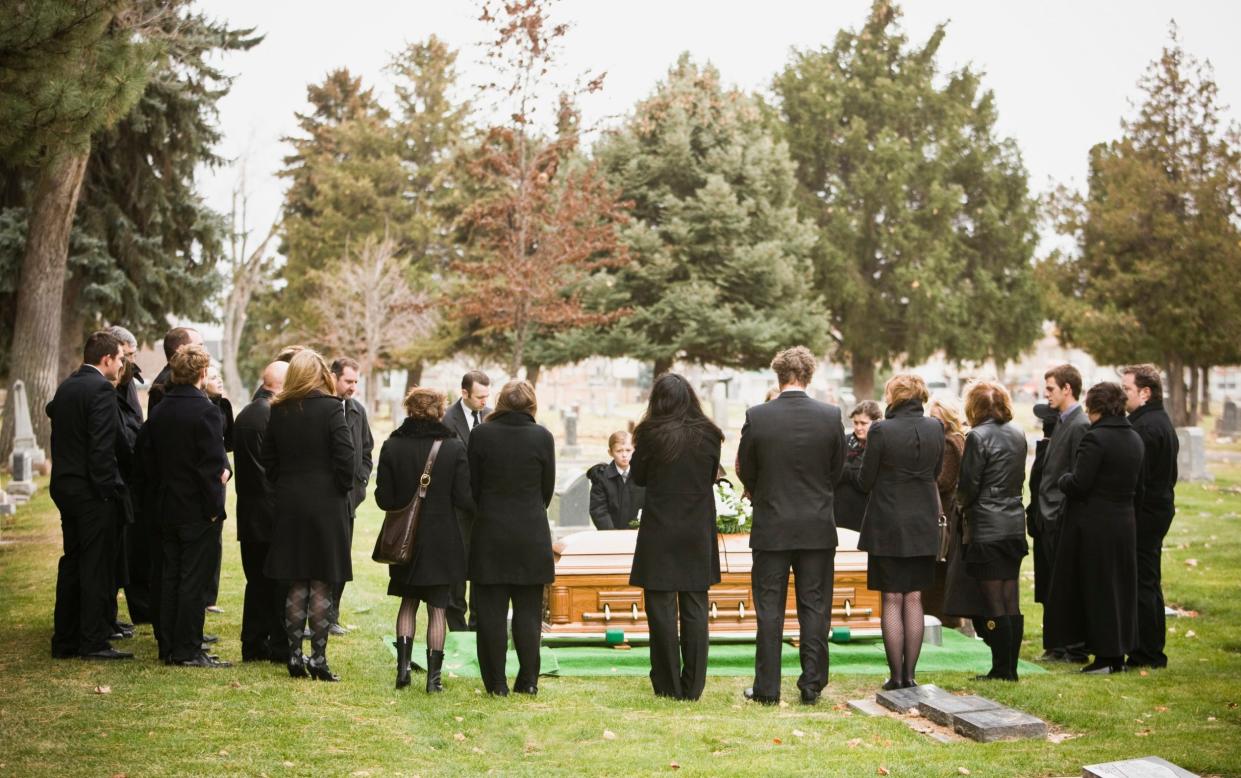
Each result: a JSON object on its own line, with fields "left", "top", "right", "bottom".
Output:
{"left": 737, "top": 346, "right": 846, "bottom": 705}
{"left": 105, "top": 325, "right": 150, "bottom": 630}
{"left": 143, "top": 344, "right": 232, "bottom": 667}
{"left": 234, "top": 360, "right": 288, "bottom": 661}
{"left": 1123, "top": 364, "right": 1179, "bottom": 669}
{"left": 146, "top": 325, "right": 202, "bottom": 414}
{"left": 47, "top": 331, "right": 132, "bottom": 659}
{"left": 327, "top": 357, "right": 374, "bottom": 634}
{"left": 443, "top": 370, "right": 492, "bottom": 631}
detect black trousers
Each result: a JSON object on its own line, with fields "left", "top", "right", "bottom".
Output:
{"left": 240, "top": 540, "right": 284, "bottom": 656}
{"left": 1038, "top": 521, "right": 1062, "bottom": 650}
{"left": 329, "top": 507, "right": 357, "bottom": 625}
{"left": 160, "top": 520, "right": 222, "bottom": 662}
{"left": 644, "top": 589, "right": 709, "bottom": 700}
{"left": 448, "top": 512, "right": 476, "bottom": 631}
{"left": 473, "top": 583, "right": 543, "bottom": 694}
{"left": 1130, "top": 516, "right": 1172, "bottom": 666}
{"left": 752, "top": 548, "right": 834, "bottom": 699}
{"left": 124, "top": 509, "right": 156, "bottom": 624}
{"left": 52, "top": 499, "right": 120, "bottom": 655}
{"left": 204, "top": 530, "right": 222, "bottom": 607}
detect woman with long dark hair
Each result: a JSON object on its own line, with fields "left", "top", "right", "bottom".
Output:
{"left": 630, "top": 373, "right": 724, "bottom": 700}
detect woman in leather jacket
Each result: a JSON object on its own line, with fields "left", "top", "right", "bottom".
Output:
{"left": 957, "top": 381, "right": 1029, "bottom": 681}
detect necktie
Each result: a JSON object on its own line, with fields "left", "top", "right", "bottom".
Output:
{"left": 472, "top": 409, "right": 481, "bottom": 428}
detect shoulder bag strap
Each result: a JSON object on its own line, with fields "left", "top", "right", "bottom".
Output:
{"left": 418, "top": 440, "right": 443, "bottom": 499}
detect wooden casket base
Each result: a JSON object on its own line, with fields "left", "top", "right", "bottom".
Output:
{"left": 543, "top": 529, "right": 882, "bottom": 643}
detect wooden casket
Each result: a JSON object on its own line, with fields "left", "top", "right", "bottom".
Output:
{"left": 543, "top": 528, "right": 882, "bottom": 642}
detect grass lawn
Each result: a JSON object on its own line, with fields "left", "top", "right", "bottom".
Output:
{"left": 1, "top": 465, "right": 1239, "bottom": 778}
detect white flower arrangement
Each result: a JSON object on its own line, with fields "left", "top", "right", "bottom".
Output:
{"left": 714, "top": 480, "right": 753, "bottom": 534}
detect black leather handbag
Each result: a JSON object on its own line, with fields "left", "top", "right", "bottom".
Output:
{"left": 372, "top": 440, "right": 441, "bottom": 566}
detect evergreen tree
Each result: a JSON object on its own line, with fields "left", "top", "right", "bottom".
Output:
{"left": 772, "top": 1, "right": 1041, "bottom": 399}
{"left": 594, "top": 54, "right": 825, "bottom": 376}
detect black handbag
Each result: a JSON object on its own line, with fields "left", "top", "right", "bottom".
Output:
{"left": 372, "top": 440, "right": 442, "bottom": 566}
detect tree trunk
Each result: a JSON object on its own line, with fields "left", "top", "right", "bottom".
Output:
{"left": 404, "top": 362, "right": 423, "bottom": 392}
{"left": 0, "top": 149, "right": 90, "bottom": 461}
{"left": 653, "top": 356, "right": 673, "bottom": 377}
{"left": 1166, "top": 356, "right": 1189, "bottom": 427}
{"left": 525, "top": 363, "right": 541, "bottom": 387}
{"left": 58, "top": 273, "right": 88, "bottom": 380}
{"left": 1189, "top": 364, "right": 1200, "bottom": 424}
{"left": 221, "top": 280, "right": 249, "bottom": 402}
{"left": 1201, "top": 365, "right": 1212, "bottom": 418}
{"left": 851, "top": 353, "right": 877, "bottom": 402}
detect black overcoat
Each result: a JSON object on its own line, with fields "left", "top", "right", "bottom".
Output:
{"left": 629, "top": 425, "right": 722, "bottom": 591}
{"left": 233, "top": 388, "right": 276, "bottom": 544}
{"left": 834, "top": 433, "right": 868, "bottom": 532}
{"left": 467, "top": 412, "right": 556, "bottom": 585}
{"left": 1045, "top": 415, "right": 1143, "bottom": 657}
{"left": 587, "top": 461, "right": 645, "bottom": 530}
{"left": 737, "top": 390, "right": 845, "bottom": 550}
{"left": 261, "top": 391, "right": 356, "bottom": 582}
{"left": 142, "top": 384, "right": 229, "bottom": 525}
{"left": 343, "top": 396, "right": 375, "bottom": 513}
{"left": 1129, "top": 401, "right": 1178, "bottom": 545}
{"left": 46, "top": 365, "right": 126, "bottom": 513}
{"left": 376, "top": 419, "right": 475, "bottom": 588}
{"left": 857, "top": 401, "right": 945, "bottom": 558}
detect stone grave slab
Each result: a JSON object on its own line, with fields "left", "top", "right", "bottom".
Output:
{"left": 847, "top": 698, "right": 887, "bottom": 716}
{"left": 876, "top": 683, "right": 952, "bottom": 713}
{"left": 917, "top": 693, "right": 1003, "bottom": 726}
{"left": 953, "top": 707, "right": 1047, "bottom": 742}
{"left": 1082, "top": 756, "right": 1198, "bottom": 777}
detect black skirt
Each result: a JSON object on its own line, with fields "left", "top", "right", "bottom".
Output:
{"left": 964, "top": 538, "right": 1029, "bottom": 580}
{"left": 868, "top": 555, "right": 935, "bottom": 593}
{"left": 386, "top": 582, "right": 450, "bottom": 609}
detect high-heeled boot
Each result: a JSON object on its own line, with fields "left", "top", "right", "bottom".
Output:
{"left": 426, "top": 649, "right": 444, "bottom": 693}
{"left": 1008, "top": 615, "right": 1024, "bottom": 682}
{"left": 308, "top": 655, "right": 340, "bottom": 682}
{"left": 973, "top": 616, "right": 1009, "bottom": 680}
{"left": 395, "top": 638, "right": 412, "bottom": 689}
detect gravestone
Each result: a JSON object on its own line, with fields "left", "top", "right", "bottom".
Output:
{"left": 556, "top": 473, "right": 592, "bottom": 532}
{"left": 710, "top": 380, "right": 729, "bottom": 430}
{"left": 0, "top": 467, "right": 14, "bottom": 517}
{"left": 560, "top": 406, "right": 581, "bottom": 458}
{"left": 952, "top": 707, "right": 1047, "bottom": 742}
{"left": 7, "top": 449, "right": 36, "bottom": 501}
{"left": 1082, "top": 756, "right": 1198, "bottom": 777}
{"left": 1175, "top": 427, "right": 1211, "bottom": 482}
{"left": 916, "top": 693, "right": 1003, "bottom": 726}
{"left": 8, "top": 380, "right": 46, "bottom": 470}
{"left": 1216, "top": 399, "right": 1240, "bottom": 436}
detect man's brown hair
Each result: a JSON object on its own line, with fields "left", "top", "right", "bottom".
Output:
{"left": 170, "top": 344, "right": 212, "bottom": 386}
{"left": 489, "top": 380, "right": 537, "bottom": 420}
{"left": 162, "top": 326, "right": 199, "bottom": 360}
{"left": 771, "top": 346, "right": 816, "bottom": 387}
{"left": 1085, "top": 381, "right": 1128, "bottom": 418}
{"left": 462, "top": 370, "right": 490, "bottom": 392}
{"left": 331, "top": 356, "right": 360, "bottom": 377}
{"left": 1044, "top": 364, "right": 1083, "bottom": 401}
{"left": 1122, "top": 363, "right": 1163, "bottom": 404}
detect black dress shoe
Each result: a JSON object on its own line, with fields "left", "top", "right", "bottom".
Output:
{"left": 743, "top": 687, "right": 779, "bottom": 705}
{"left": 201, "top": 633, "right": 219, "bottom": 644}
{"left": 82, "top": 647, "right": 134, "bottom": 660}
{"left": 881, "top": 678, "right": 903, "bottom": 691}
{"left": 115, "top": 621, "right": 134, "bottom": 631}
{"left": 514, "top": 684, "right": 538, "bottom": 695}
{"left": 1081, "top": 659, "right": 1126, "bottom": 675}
{"left": 488, "top": 687, "right": 510, "bottom": 697}
{"left": 800, "top": 689, "right": 820, "bottom": 705}
{"left": 901, "top": 679, "right": 918, "bottom": 689}
{"left": 180, "top": 654, "right": 232, "bottom": 668}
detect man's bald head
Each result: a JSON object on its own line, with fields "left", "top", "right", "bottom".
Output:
{"left": 261, "top": 361, "right": 289, "bottom": 393}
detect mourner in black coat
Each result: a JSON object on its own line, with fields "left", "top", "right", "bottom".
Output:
{"left": 630, "top": 374, "right": 723, "bottom": 701}
{"left": 835, "top": 432, "right": 868, "bottom": 532}
{"left": 858, "top": 375, "right": 945, "bottom": 689}
{"left": 587, "top": 461, "right": 645, "bottom": 530}
{"left": 444, "top": 375, "right": 492, "bottom": 632}
{"left": 1122, "top": 366, "right": 1179, "bottom": 669}
{"left": 47, "top": 332, "right": 131, "bottom": 660}
{"left": 146, "top": 326, "right": 203, "bottom": 415}
{"left": 1046, "top": 383, "right": 1144, "bottom": 675}
{"left": 144, "top": 371, "right": 230, "bottom": 667}
{"left": 262, "top": 351, "right": 356, "bottom": 680}
{"left": 737, "top": 366, "right": 846, "bottom": 706}
{"left": 114, "top": 357, "right": 154, "bottom": 626}
{"left": 376, "top": 393, "right": 476, "bottom": 692}
{"left": 467, "top": 382, "right": 554, "bottom": 696}
{"left": 330, "top": 388, "right": 375, "bottom": 630}
{"left": 233, "top": 363, "right": 287, "bottom": 662}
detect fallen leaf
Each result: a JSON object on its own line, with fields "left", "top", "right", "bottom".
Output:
{"left": 1139, "top": 670, "right": 1149, "bottom": 677}
{"left": 602, "top": 730, "right": 617, "bottom": 741}
{"left": 669, "top": 761, "right": 680, "bottom": 770}
{"left": 1208, "top": 716, "right": 1217, "bottom": 722}
{"left": 454, "top": 733, "right": 466, "bottom": 742}
{"left": 471, "top": 747, "right": 483, "bottom": 754}
{"left": 454, "top": 716, "right": 464, "bottom": 722}
{"left": 958, "top": 769, "right": 971, "bottom": 776}
{"left": 94, "top": 685, "right": 112, "bottom": 694}
{"left": 351, "top": 772, "right": 371, "bottom": 777}
{"left": 230, "top": 680, "right": 242, "bottom": 689}
{"left": 1185, "top": 630, "right": 1197, "bottom": 638}
{"left": 878, "top": 768, "right": 890, "bottom": 776}
{"left": 282, "top": 762, "right": 294, "bottom": 768}
{"left": 1230, "top": 703, "right": 1238, "bottom": 709}
{"left": 219, "top": 750, "right": 229, "bottom": 756}
{"left": 772, "top": 737, "right": 782, "bottom": 745}
{"left": 1185, "top": 558, "right": 1199, "bottom": 567}
{"left": 111, "top": 774, "right": 126, "bottom": 778}
{"left": 847, "top": 738, "right": 863, "bottom": 748}
{"left": 778, "top": 700, "right": 789, "bottom": 709}
{"left": 792, "top": 729, "right": 805, "bottom": 738}
{"left": 1154, "top": 706, "right": 1168, "bottom": 713}
{"left": 1135, "top": 729, "right": 1152, "bottom": 737}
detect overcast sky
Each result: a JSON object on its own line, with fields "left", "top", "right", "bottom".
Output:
{"left": 198, "top": 0, "right": 1241, "bottom": 262}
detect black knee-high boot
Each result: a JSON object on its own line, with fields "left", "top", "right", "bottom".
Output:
{"left": 426, "top": 649, "right": 444, "bottom": 693}
{"left": 1008, "top": 615, "right": 1024, "bottom": 681}
{"left": 974, "top": 616, "right": 1010, "bottom": 680}
{"left": 395, "top": 638, "right": 412, "bottom": 689}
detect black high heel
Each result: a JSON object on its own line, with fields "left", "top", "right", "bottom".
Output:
{"left": 308, "top": 658, "right": 340, "bottom": 682}
{"left": 287, "top": 652, "right": 308, "bottom": 679}
{"left": 881, "top": 678, "right": 902, "bottom": 691}
{"left": 395, "top": 638, "right": 412, "bottom": 690}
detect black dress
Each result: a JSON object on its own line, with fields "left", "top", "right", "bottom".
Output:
{"left": 1045, "top": 415, "right": 1143, "bottom": 658}
{"left": 262, "top": 391, "right": 356, "bottom": 583}
{"left": 857, "top": 401, "right": 945, "bottom": 593}
{"left": 376, "top": 418, "right": 474, "bottom": 608}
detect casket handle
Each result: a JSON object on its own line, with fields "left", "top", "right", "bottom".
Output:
{"left": 602, "top": 603, "right": 611, "bottom": 622}
{"left": 631, "top": 603, "right": 640, "bottom": 621}
{"left": 710, "top": 602, "right": 719, "bottom": 619}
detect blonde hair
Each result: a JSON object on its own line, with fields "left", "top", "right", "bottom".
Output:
{"left": 170, "top": 344, "right": 212, "bottom": 386}
{"left": 927, "top": 397, "right": 967, "bottom": 440}
{"left": 488, "top": 380, "right": 537, "bottom": 420}
{"left": 884, "top": 373, "right": 929, "bottom": 407}
{"left": 274, "top": 349, "right": 336, "bottom": 406}
{"left": 403, "top": 386, "right": 446, "bottom": 420}
{"left": 607, "top": 430, "right": 632, "bottom": 451}
{"left": 963, "top": 380, "right": 1014, "bottom": 427}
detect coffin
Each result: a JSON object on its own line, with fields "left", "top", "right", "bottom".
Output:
{"left": 543, "top": 528, "right": 882, "bottom": 642}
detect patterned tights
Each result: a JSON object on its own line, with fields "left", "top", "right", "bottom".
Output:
{"left": 286, "top": 580, "right": 333, "bottom": 664}
{"left": 881, "top": 591, "right": 924, "bottom": 683}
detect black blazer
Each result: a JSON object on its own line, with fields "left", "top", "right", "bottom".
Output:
{"left": 233, "top": 388, "right": 276, "bottom": 544}
{"left": 587, "top": 461, "right": 645, "bottom": 530}
{"left": 445, "top": 398, "right": 494, "bottom": 448}
{"left": 629, "top": 425, "right": 722, "bottom": 591}
{"left": 142, "top": 384, "right": 229, "bottom": 525}
{"left": 376, "top": 418, "right": 475, "bottom": 587}
{"left": 957, "top": 419, "right": 1028, "bottom": 544}
{"left": 46, "top": 365, "right": 126, "bottom": 512}
{"left": 737, "top": 390, "right": 845, "bottom": 551}
{"left": 1128, "top": 401, "right": 1178, "bottom": 542}
{"left": 210, "top": 395, "right": 236, "bottom": 453}
{"left": 343, "top": 396, "right": 375, "bottom": 512}
{"left": 857, "top": 400, "right": 945, "bottom": 558}
{"left": 467, "top": 412, "right": 555, "bottom": 585}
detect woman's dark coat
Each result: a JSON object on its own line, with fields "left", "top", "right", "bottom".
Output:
{"left": 834, "top": 432, "right": 868, "bottom": 532}
{"left": 375, "top": 418, "right": 475, "bottom": 588}
{"left": 857, "top": 401, "right": 945, "bottom": 558}
{"left": 629, "top": 425, "right": 722, "bottom": 591}
{"left": 262, "top": 391, "right": 356, "bottom": 582}
{"left": 956, "top": 419, "right": 1028, "bottom": 544}
{"left": 467, "top": 412, "right": 556, "bottom": 585}
{"left": 1045, "top": 415, "right": 1143, "bottom": 657}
